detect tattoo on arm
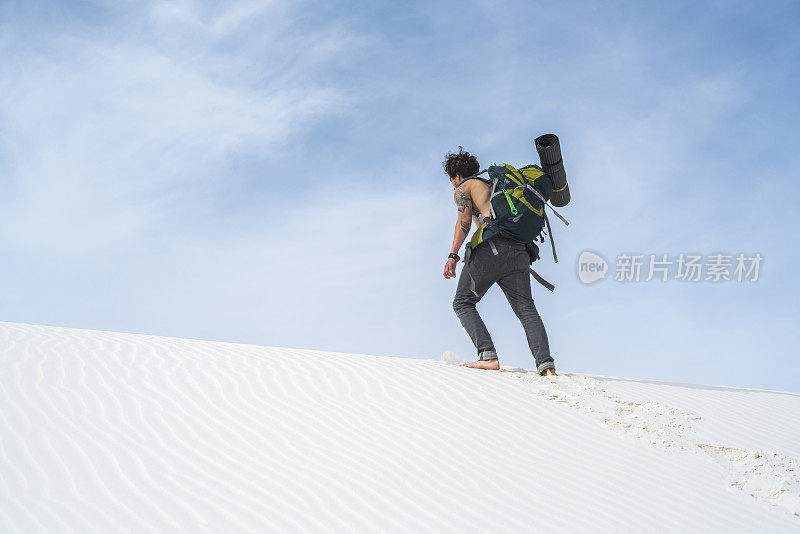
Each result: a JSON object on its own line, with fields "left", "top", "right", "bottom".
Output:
{"left": 460, "top": 220, "right": 470, "bottom": 236}
{"left": 454, "top": 188, "right": 472, "bottom": 214}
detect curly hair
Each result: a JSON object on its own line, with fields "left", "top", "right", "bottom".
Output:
{"left": 442, "top": 146, "right": 480, "bottom": 180}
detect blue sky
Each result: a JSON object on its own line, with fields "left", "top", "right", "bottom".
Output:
{"left": 1, "top": 0, "right": 798, "bottom": 392}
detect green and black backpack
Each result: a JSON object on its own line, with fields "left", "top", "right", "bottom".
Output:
{"left": 468, "top": 163, "right": 553, "bottom": 248}
{"left": 462, "top": 163, "right": 560, "bottom": 291}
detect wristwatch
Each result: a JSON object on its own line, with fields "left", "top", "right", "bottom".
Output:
{"left": 448, "top": 253, "right": 460, "bottom": 262}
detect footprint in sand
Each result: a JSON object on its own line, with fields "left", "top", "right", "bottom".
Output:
{"left": 698, "top": 443, "right": 800, "bottom": 517}
{"left": 509, "top": 372, "right": 701, "bottom": 449}
{"left": 505, "top": 370, "right": 800, "bottom": 519}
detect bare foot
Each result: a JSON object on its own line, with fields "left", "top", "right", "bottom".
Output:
{"left": 460, "top": 359, "right": 500, "bottom": 370}
{"left": 540, "top": 368, "right": 557, "bottom": 377}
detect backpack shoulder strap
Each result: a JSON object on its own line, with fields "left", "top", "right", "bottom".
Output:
{"left": 459, "top": 171, "right": 497, "bottom": 222}
{"left": 456, "top": 168, "right": 489, "bottom": 186}
{"left": 457, "top": 175, "right": 491, "bottom": 187}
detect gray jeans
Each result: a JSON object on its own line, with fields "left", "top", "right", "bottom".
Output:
{"left": 452, "top": 234, "right": 555, "bottom": 374}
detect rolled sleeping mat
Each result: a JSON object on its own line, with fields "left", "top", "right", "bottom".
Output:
{"left": 535, "top": 133, "right": 570, "bottom": 207}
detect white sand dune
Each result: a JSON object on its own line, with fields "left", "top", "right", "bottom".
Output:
{"left": 1, "top": 321, "right": 798, "bottom": 533}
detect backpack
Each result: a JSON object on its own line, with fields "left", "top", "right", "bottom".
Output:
{"left": 469, "top": 163, "right": 553, "bottom": 249}
{"left": 462, "top": 163, "right": 564, "bottom": 292}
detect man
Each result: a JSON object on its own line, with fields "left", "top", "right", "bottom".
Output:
{"left": 442, "top": 147, "right": 557, "bottom": 376}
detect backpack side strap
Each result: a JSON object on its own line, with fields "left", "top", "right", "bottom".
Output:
{"left": 544, "top": 212, "right": 557, "bottom": 263}
{"left": 530, "top": 268, "right": 555, "bottom": 292}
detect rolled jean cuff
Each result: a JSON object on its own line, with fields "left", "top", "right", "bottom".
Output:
{"left": 537, "top": 361, "right": 555, "bottom": 374}
{"left": 479, "top": 350, "right": 498, "bottom": 361}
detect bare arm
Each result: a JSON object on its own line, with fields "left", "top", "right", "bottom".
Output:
{"left": 443, "top": 184, "right": 474, "bottom": 279}
{"left": 450, "top": 184, "right": 473, "bottom": 255}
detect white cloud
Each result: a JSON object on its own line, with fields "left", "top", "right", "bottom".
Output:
{"left": 0, "top": 0, "right": 355, "bottom": 256}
